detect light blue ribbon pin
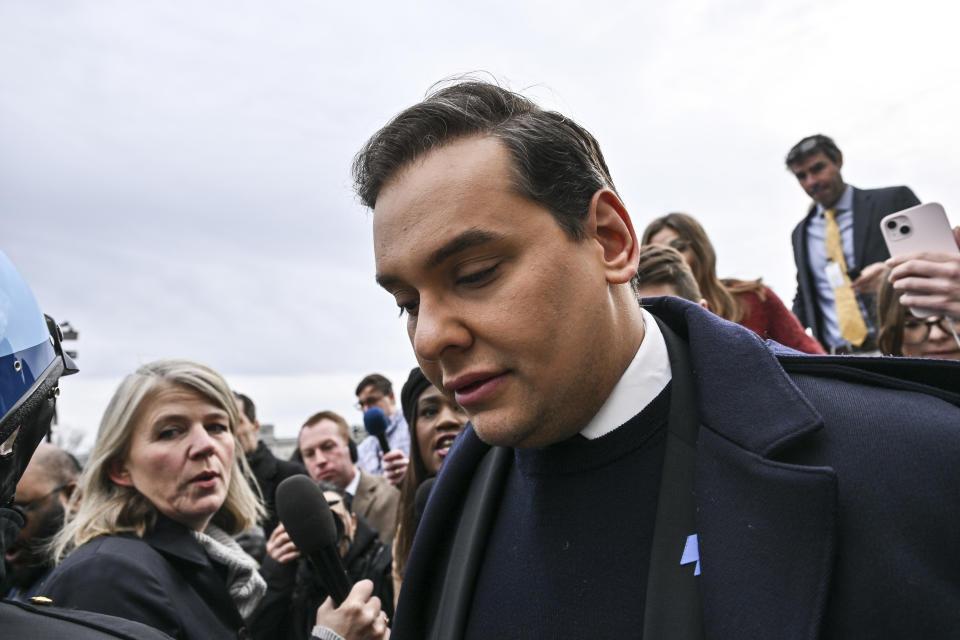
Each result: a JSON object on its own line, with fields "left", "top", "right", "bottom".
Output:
{"left": 680, "top": 534, "right": 700, "bottom": 576}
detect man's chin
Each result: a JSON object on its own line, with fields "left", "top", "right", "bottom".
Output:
{"left": 472, "top": 416, "right": 551, "bottom": 450}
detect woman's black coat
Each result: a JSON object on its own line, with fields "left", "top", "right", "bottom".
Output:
{"left": 41, "top": 515, "right": 247, "bottom": 640}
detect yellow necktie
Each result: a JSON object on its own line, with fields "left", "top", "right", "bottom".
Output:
{"left": 823, "top": 209, "right": 868, "bottom": 347}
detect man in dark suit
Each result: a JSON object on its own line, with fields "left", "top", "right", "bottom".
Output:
{"left": 351, "top": 81, "right": 960, "bottom": 639}
{"left": 787, "top": 134, "right": 920, "bottom": 353}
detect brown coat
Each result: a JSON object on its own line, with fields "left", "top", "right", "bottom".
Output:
{"left": 352, "top": 469, "right": 399, "bottom": 543}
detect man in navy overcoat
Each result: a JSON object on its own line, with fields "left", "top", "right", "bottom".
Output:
{"left": 352, "top": 80, "right": 960, "bottom": 639}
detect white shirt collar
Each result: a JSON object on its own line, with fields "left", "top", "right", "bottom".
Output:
{"left": 344, "top": 466, "right": 361, "bottom": 495}
{"left": 580, "top": 308, "right": 672, "bottom": 440}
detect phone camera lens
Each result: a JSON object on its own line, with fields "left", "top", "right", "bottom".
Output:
{"left": 886, "top": 220, "right": 897, "bottom": 229}
{"left": 900, "top": 225, "right": 911, "bottom": 235}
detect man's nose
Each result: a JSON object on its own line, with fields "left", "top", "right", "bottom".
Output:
{"left": 412, "top": 296, "right": 472, "bottom": 362}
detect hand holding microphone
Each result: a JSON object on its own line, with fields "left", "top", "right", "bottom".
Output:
{"left": 363, "top": 408, "right": 408, "bottom": 487}
{"left": 315, "top": 580, "right": 391, "bottom": 640}
{"left": 276, "top": 475, "right": 351, "bottom": 604}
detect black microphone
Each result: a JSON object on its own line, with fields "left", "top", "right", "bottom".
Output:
{"left": 363, "top": 407, "right": 391, "bottom": 454}
{"left": 276, "top": 475, "right": 351, "bottom": 605}
{"left": 413, "top": 477, "right": 435, "bottom": 526}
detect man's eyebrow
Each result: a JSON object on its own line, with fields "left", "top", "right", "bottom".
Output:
{"left": 427, "top": 228, "right": 503, "bottom": 267}
{"left": 376, "top": 228, "right": 505, "bottom": 288}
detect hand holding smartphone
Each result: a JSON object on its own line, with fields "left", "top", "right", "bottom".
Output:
{"left": 881, "top": 203, "right": 960, "bottom": 318}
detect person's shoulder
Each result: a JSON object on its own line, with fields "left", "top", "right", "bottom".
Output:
{"left": 359, "top": 467, "right": 396, "bottom": 492}
{"left": 58, "top": 533, "right": 156, "bottom": 565}
{"left": 780, "top": 355, "right": 960, "bottom": 436}
{"left": 790, "top": 210, "right": 813, "bottom": 237}
{"left": 274, "top": 456, "right": 306, "bottom": 479}
{"left": 857, "top": 184, "right": 914, "bottom": 194}
{"left": 856, "top": 184, "right": 919, "bottom": 203}
{"left": 0, "top": 599, "right": 175, "bottom": 640}
{"left": 41, "top": 534, "right": 184, "bottom": 639}
{"left": 46, "top": 535, "right": 165, "bottom": 587}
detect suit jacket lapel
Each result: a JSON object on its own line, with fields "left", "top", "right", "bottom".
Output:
{"left": 354, "top": 470, "right": 377, "bottom": 514}
{"left": 851, "top": 187, "right": 872, "bottom": 270}
{"left": 695, "top": 429, "right": 837, "bottom": 639}
{"left": 652, "top": 298, "right": 838, "bottom": 639}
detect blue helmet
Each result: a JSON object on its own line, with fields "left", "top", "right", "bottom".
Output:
{"left": 0, "top": 251, "right": 77, "bottom": 506}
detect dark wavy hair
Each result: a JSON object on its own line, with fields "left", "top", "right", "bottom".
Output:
{"left": 352, "top": 77, "right": 617, "bottom": 240}
{"left": 393, "top": 369, "right": 432, "bottom": 580}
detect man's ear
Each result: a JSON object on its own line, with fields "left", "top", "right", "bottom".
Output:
{"left": 587, "top": 189, "right": 639, "bottom": 285}
{"left": 835, "top": 153, "right": 843, "bottom": 170}
{"left": 253, "top": 419, "right": 261, "bottom": 438}
{"left": 107, "top": 458, "right": 134, "bottom": 487}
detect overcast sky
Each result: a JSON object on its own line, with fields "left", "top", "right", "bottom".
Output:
{"left": 3, "top": 0, "right": 958, "bottom": 450}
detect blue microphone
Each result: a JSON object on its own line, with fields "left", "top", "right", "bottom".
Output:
{"left": 363, "top": 407, "right": 391, "bottom": 454}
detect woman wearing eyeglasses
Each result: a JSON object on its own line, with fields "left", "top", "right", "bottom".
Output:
{"left": 642, "top": 213, "right": 826, "bottom": 354}
{"left": 878, "top": 276, "right": 960, "bottom": 359}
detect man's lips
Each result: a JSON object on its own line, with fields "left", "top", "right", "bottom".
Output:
{"left": 445, "top": 371, "right": 507, "bottom": 407}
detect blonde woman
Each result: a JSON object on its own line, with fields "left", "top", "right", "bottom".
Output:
{"left": 44, "top": 359, "right": 265, "bottom": 640}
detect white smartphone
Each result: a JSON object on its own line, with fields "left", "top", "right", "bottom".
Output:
{"left": 880, "top": 202, "right": 958, "bottom": 317}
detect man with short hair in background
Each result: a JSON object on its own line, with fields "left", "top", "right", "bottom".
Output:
{"left": 233, "top": 392, "right": 306, "bottom": 542}
{"left": 355, "top": 373, "right": 410, "bottom": 487}
{"left": 786, "top": 134, "right": 920, "bottom": 354}
{"left": 3, "top": 443, "right": 79, "bottom": 601}
{"left": 296, "top": 410, "right": 398, "bottom": 543}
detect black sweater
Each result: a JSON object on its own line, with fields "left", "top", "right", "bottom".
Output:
{"left": 464, "top": 386, "right": 670, "bottom": 639}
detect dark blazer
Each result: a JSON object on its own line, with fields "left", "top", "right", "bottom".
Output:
{"left": 394, "top": 297, "right": 960, "bottom": 639}
{"left": 791, "top": 185, "right": 920, "bottom": 345}
{"left": 41, "top": 515, "right": 247, "bottom": 640}
{"left": 247, "top": 440, "right": 307, "bottom": 537}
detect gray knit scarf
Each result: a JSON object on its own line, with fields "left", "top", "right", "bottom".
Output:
{"left": 192, "top": 524, "right": 266, "bottom": 618}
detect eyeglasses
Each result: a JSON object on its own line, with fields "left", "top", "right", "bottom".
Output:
{"left": 11, "top": 483, "right": 69, "bottom": 518}
{"left": 903, "top": 316, "right": 951, "bottom": 345}
{"left": 355, "top": 394, "right": 384, "bottom": 411}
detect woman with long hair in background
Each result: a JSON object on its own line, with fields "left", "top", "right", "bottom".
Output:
{"left": 642, "top": 212, "right": 826, "bottom": 354}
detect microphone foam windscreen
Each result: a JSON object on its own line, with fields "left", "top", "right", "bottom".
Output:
{"left": 413, "top": 477, "right": 435, "bottom": 523}
{"left": 363, "top": 407, "right": 389, "bottom": 437}
{"left": 276, "top": 475, "right": 338, "bottom": 552}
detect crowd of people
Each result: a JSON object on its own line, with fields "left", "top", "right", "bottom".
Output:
{"left": 3, "top": 79, "right": 960, "bottom": 639}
